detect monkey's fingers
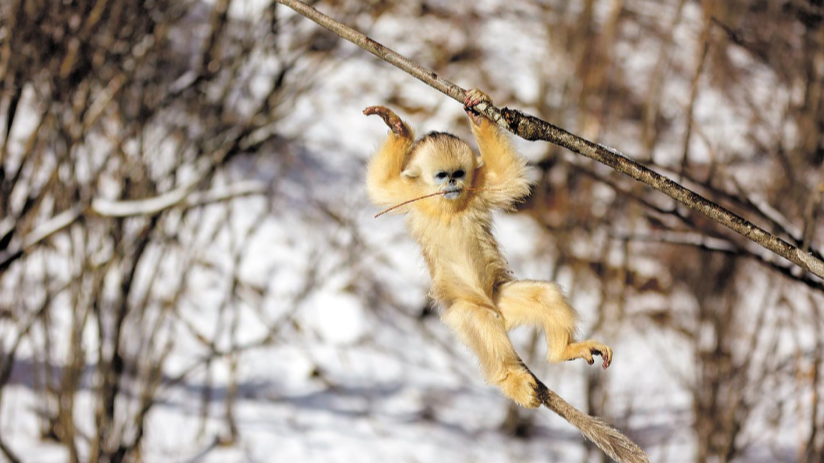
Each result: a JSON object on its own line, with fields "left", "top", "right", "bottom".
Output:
{"left": 463, "top": 88, "right": 493, "bottom": 109}
{"left": 363, "top": 106, "right": 409, "bottom": 137}
{"left": 463, "top": 89, "right": 492, "bottom": 126}
{"left": 363, "top": 105, "right": 394, "bottom": 119}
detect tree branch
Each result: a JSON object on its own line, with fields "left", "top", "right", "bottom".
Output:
{"left": 90, "top": 180, "right": 266, "bottom": 217}
{"left": 0, "top": 180, "right": 267, "bottom": 273}
{"left": 275, "top": 0, "right": 824, "bottom": 282}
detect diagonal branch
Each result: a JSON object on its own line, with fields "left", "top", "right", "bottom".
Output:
{"left": 275, "top": 0, "right": 824, "bottom": 282}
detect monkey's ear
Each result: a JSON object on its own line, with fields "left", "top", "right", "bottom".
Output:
{"left": 401, "top": 166, "right": 420, "bottom": 179}
{"left": 475, "top": 156, "right": 485, "bottom": 169}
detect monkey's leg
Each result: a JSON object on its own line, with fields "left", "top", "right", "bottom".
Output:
{"left": 441, "top": 300, "right": 541, "bottom": 408}
{"left": 495, "top": 280, "right": 613, "bottom": 369}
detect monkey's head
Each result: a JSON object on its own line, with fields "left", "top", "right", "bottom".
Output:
{"left": 402, "top": 132, "right": 482, "bottom": 202}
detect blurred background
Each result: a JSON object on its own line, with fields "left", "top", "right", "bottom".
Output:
{"left": 1, "top": 0, "right": 823, "bottom": 462}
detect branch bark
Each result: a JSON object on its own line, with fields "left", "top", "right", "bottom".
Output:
{"left": 274, "top": 0, "right": 824, "bottom": 282}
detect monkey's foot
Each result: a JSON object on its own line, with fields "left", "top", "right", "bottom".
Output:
{"left": 561, "top": 340, "right": 613, "bottom": 370}
{"left": 463, "top": 89, "right": 492, "bottom": 126}
{"left": 497, "top": 367, "right": 541, "bottom": 408}
{"left": 363, "top": 105, "right": 409, "bottom": 137}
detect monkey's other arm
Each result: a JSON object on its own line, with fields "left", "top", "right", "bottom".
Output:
{"left": 364, "top": 106, "right": 416, "bottom": 208}
{"left": 464, "top": 90, "right": 531, "bottom": 208}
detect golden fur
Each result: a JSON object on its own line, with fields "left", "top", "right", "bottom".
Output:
{"left": 364, "top": 90, "right": 613, "bottom": 408}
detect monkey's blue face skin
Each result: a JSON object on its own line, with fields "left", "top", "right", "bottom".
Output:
{"left": 443, "top": 186, "right": 462, "bottom": 200}
{"left": 434, "top": 169, "right": 466, "bottom": 200}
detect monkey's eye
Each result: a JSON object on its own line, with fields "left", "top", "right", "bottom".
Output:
{"left": 453, "top": 169, "right": 465, "bottom": 179}
{"left": 435, "top": 171, "right": 448, "bottom": 181}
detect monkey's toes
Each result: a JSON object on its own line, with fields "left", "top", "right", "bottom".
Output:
{"left": 591, "top": 345, "right": 613, "bottom": 370}
{"left": 565, "top": 340, "right": 612, "bottom": 369}
{"left": 498, "top": 369, "right": 541, "bottom": 408}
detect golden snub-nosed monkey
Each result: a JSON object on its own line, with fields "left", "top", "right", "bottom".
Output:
{"left": 364, "top": 89, "right": 612, "bottom": 408}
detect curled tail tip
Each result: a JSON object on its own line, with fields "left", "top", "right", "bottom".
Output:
{"left": 580, "top": 417, "right": 649, "bottom": 463}
{"left": 538, "top": 384, "right": 648, "bottom": 463}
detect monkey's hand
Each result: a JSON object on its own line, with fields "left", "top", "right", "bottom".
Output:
{"left": 363, "top": 106, "right": 410, "bottom": 138}
{"left": 464, "top": 88, "right": 492, "bottom": 126}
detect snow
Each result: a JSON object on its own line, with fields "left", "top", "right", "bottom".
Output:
{"left": 301, "top": 290, "right": 366, "bottom": 345}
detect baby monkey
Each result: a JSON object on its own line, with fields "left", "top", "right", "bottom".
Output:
{"left": 364, "top": 89, "right": 612, "bottom": 408}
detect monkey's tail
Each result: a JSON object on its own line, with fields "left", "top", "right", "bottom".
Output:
{"left": 536, "top": 381, "right": 649, "bottom": 463}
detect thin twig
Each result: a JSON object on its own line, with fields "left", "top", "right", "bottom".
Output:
{"left": 374, "top": 187, "right": 497, "bottom": 218}
{"left": 275, "top": 0, "right": 824, "bottom": 281}
{"left": 374, "top": 191, "right": 446, "bottom": 218}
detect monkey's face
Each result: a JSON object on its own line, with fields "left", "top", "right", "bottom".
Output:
{"left": 402, "top": 134, "right": 480, "bottom": 202}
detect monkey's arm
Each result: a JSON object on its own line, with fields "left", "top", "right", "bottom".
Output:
{"left": 364, "top": 106, "right": 416, "bottom": 208}
{"left": 465, "top": 90, "right": 530, "bottom": 208}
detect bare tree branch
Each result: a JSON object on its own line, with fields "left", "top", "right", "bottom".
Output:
{"left": 91, "top": 180, "right": 266, "bottom": 217}
{"left": 0, "top": 179, "right": 265, "bottom": 272}
{"left": 274, "top": 0, "right": 824, "bottom": 281}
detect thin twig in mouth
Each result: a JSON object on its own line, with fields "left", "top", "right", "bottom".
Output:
{"left": 373, "top": 187, "right": 495, "bottom": 218}
{"left": 374, "top": 191, "right": 449, "bottom": 218}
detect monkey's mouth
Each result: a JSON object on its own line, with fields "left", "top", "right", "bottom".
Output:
{"left": 442, "top": 187, "right": 462, "bottom": 200}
